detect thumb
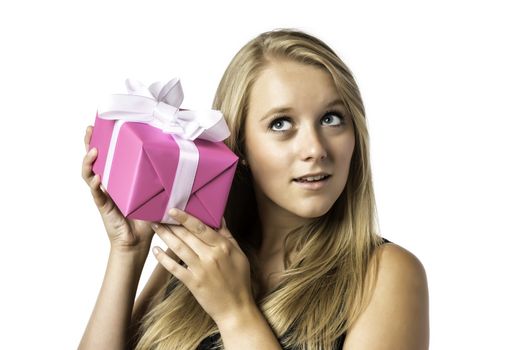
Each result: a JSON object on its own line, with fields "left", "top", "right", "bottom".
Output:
{"left": 217, "top": 217, "right": 229, "bottom": 236}
{"left": 217, "top": 217, "right": 239, "bottom": 245}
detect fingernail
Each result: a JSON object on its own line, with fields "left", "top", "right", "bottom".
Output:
{"left": 151, "top": 223, "right": 159, "bottom": 229}
{"left": 89, "top": 148, "right": 97, "bottom": 155}
{"left": 152, "top": 246, "right": 160, "bottom": 255}
{"left": 169, "top": 208, "right": 180, "bottom": 217}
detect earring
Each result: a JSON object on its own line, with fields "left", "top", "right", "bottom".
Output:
{"left": 241, "top": 159, "right": 248, "bottom": 166}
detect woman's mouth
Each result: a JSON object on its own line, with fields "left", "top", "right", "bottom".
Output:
{"left": 292, "top": 175, "right": 331, "bottom": 190}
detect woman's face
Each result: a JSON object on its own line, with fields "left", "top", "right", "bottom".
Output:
{"left": 244, "top": 59, "right": 355, "bottom": 221}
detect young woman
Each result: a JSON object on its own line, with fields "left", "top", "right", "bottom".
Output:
{"left": 79, "top": 29, "right": 429, "bottom": 350}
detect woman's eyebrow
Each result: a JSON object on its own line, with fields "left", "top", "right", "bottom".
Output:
{"left": 259, "top": 98, "right": 345, "bottom": 122}
{"left": 260, "top": 107, "right": 294, "bottom": 122}
{"left": 326, "top": 99, "right": 345, "bottom": 109}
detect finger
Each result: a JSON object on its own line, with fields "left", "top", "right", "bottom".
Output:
{"left": 169, "top": 224, "right": 213, "bottom": 257}
{"left": 89, "top": 173, "right": 109, "bottom": 208}
{"left": 81, "top": 148, "right": 98, "bottom": 182}
{"left": 217, "top": 217, "right": 232, "bottom": 239}
{"left": 218, "top": 217, "right": 231, "bottom": 237}
{"left": 168, "top": 208, "right": 221, "bottom": 245}
{"left": 84, "top": 126, "right": 93, "bottom": 152}
{"left": 165, "top": 247, "right": 183, "bottom": 264}
{"left": 216, "top": 217, "right": 240, "bottom": 247}
{"left": 152, "top": 223, "right": 200, "bottom": 269}
{"left": 152, "top": 246, "right": 192, "bottom": 284}
{"left": 81, "top": 148, "right": 109, "bottom": 208}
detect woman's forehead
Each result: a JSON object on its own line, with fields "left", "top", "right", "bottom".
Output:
{"left": 247, "top": 61, "right": 341, "bottom": 119}
{"left": 254, "top": 59, "right": 335, "bottom": 91}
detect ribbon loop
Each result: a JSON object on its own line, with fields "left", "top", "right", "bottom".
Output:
{"left": 98, "top": 77, "right": 230, "bottom": 142}
{"left": 152, "top": 101, "right": 179, "bottom": 126}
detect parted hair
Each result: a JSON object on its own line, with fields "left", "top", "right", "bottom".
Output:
{"left": 134, "top": 28, "right": 384, "bottom": 350}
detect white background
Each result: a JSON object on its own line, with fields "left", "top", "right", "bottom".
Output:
{"left": 1, "top": 0, "right": 523, "bottom": 349}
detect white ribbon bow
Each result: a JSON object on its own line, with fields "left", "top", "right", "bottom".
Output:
{"left": 97, "top": 77, "right": 230, "bottom": 142}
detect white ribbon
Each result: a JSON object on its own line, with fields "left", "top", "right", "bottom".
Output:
{"left": 98, "top": 77, "right": 230, "bottom": 224}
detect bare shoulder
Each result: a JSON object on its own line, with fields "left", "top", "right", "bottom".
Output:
{"left": 343, "top": 242, "right": 429, "bottom": 350}
{"left": 375, "top": 242, "right": 427, "bottom": 284}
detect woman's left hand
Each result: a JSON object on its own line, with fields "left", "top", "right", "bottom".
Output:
{"left": 151, "top": 208, "right": 254, "bottom": 325}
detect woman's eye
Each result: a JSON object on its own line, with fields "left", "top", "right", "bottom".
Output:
{"left": 269, "top": 112, "right": 345, "bottom": 133}
{"left": 321, "top": 112, "right": 344, "bottom": 126}
{"left": 269, "top": 118, "right": 292, "bottom": 132}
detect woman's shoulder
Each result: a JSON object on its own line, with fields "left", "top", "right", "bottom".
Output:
{"left": 374, "top": 239, "right": 426, "bottom": 277}
{"left": 344, "top": 239, "right": 429, "bottom": 348}
{"left": 371, "top": 239, "right": 427, "bottom": 293}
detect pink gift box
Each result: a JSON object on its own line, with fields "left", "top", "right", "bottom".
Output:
{"left": 88, "top": 114, "right": 238, "bottom": 229}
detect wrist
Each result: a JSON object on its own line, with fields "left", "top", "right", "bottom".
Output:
{"left": 110, "top": 240, "right": 151, "bottom": 255}
{"left": 215, "top": 301, "right": 262, "bottom": 334}
{"left": 216, "top": 303, "right": 283, "bottom": 349}
{"left": 109, "top": 245, "right": 150, "bottom": 263}
{"left": 107, "top": 248, "right": 150, "bottom": 285}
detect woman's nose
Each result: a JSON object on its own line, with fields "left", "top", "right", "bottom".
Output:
{"left": 297, "top": 126, "right": 328, "bottom": 161}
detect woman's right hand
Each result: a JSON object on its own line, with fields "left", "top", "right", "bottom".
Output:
{"left": 81, "top": 125, "right": 155, "bottom": 253}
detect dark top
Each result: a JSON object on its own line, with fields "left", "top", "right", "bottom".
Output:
{"left": 169, "top": 237, "right": 391, "bottom": 350}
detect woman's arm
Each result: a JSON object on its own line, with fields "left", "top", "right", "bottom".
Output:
{"left": 216, "top": 305, "right": 283, "bottom": 350}
{"left": 129, "top": 249, "right": 181, "bottom": 345}
{"left": 78, "top": 248, "right": 149, "bottom": 350}
{"left": 79, "top": 126, "right": 158, "bottom": 350}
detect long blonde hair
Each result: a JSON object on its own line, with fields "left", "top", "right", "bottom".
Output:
{"left": 135, "top": 28, "right": 384, "bottom": 350}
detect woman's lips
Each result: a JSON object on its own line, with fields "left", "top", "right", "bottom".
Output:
{"left": 292, "top": 175, "right": 331, "bottom": 190}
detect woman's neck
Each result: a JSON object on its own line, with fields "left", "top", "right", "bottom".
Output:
{"left": 255, "top": 203, "right": 311, "bottom": 259}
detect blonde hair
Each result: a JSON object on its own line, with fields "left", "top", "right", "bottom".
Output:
{"left": 134, "top": 28, "right": 384, "bottom": 350}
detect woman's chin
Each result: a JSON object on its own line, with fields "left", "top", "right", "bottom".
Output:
{"left": 293, "top": 205, "right": 332, "bottom": 219}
